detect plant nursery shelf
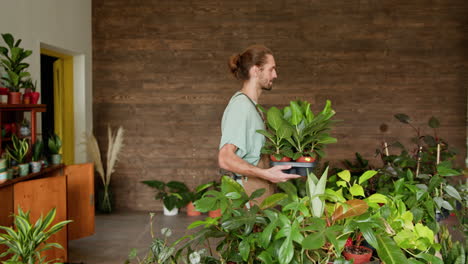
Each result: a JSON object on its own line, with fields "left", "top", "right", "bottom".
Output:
{"left": 0, "top": 104, "right": 46, "bottom": 111}
{"left": 0, "top": 164, "right": 64, "bottom": 188}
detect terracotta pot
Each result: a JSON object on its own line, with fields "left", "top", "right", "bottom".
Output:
{"left": 8, "top": 92, "right": 21, "bottom": 104}
{"left": 295, "top": 156, "right": 316, "bottom": 163}
{"left": 270, "top": 155, "right": 292, "bottom": 162}
{"left": 343, "top": 246, "right": 373, "bottom": 264}
{"left": 30, "top": 92, "right": 40, "bottom": 104}
{"left": 186, "top": 202, "right": 201, "bottom": 216}
{"left": 23, "top": 94, "right": 30, "bottom": 104}
{"left": 209, "top": 209, "right": 222, "bottom": 218}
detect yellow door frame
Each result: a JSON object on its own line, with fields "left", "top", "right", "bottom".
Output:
{"left": 41, "top": 49, "right": 75, "bottom": 165}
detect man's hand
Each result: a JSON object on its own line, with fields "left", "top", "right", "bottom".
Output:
{"left": 263, "top": 165, "right": 302, "bottom": 183}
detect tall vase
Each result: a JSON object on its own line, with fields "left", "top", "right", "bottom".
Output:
{"left": 98, "top": 185, "right": 113, "bottom": 213}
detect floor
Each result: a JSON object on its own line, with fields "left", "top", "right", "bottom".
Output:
{"left": 68, "top": 211, "right": 464, "bottom": 264}
{"left": 68, "top": 211, "right": 205, "bottom": 264}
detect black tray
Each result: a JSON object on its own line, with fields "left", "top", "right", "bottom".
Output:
{"left": 270, "top": 161, "right": 316, "bottom": 177}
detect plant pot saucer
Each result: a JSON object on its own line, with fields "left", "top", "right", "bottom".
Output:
{"left": 270, "top": 161, "right": 316, "bottom": 177}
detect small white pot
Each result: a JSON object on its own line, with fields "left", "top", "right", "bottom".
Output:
{"left": 163, "top": 206, "right": 178, "bottom": 216}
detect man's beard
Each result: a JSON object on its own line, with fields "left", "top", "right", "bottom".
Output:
{"left": 261, "top": 80, "right": 273, "bottom": 91}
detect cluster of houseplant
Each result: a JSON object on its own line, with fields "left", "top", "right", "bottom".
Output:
{"left": 141, "top": 179, "right": 221, "bottom": 217}
{"left": 257, "top": 99, "right": 337, "bottom": 163}
{"left": 0, "top": 33, "right": 40, "bottom": 104}
{"left": 0, "top": 133, "right": 62, "bottom": 183}
{"left": 127, "top": 113, "right": 465, "bottom": 264}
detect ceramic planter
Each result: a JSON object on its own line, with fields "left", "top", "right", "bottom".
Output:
{"left": 30, "top": 92, "right": 40, "bottom": 104}
{"left": 19, "top": 126, "right": 31, "bottom": 136}
{"left": 343, "top": 246, "right": 373, "bottom": 264}
{"left": 18, "top": 163, "right": 29, "bottom": 176}
{"left": 51, "top": 154, "right": 62, "bottom": 165}
{"left": 0, "top": 95, "right": 8, "bottom": 104}
{"left": 163, "top": 206, "right": 178, "bottom": 216}
{"left": 0, "top": 171, "right": 8, "bottom": 184}
{"left": 30, "top": 161, "right": 42, "bottom": 173}
{"left": 209, "top": 209, "right": 222, "bottom": 218}
{"left": 8, "top": 92, "right": 21, "bottom": 104}
{"left": 270, "top": 161, "right": 316, "bottom": 177}
{"left": 186, "top": 202, "right": 201, "bottom": 216}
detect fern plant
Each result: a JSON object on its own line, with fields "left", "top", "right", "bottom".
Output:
{"left": 0, "top": 206, "right": 72, "bottom": 264}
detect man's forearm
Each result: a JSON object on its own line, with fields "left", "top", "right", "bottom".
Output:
{"left": 218, "top": 148, "right": 267, "bottom": 180}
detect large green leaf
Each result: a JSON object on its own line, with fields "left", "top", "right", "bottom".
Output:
{"left": 337, "top": 170, "right": 351, "bottom": 183}
{"left": 267, "top": 107, "right": 284, "bottom": 131}
{"left": 307, "top": 167, "right": 328, "bottom": 217}
{"left": 261, "top": 193, "right": 288, "bottom": 210}
{"left": 444, "top": 185, "right": 461, "bottom": 200}
{"left": 239, "top": 239, "right": 250, "bottom": 261}
{"left": 349, "top": 184, "right": 365, "bottom": 197}
{"left": 302, "top": 231, "right": 325, "bottom": 250}
{"left": 376, "top": 234, "right": 408, "bottom": 263}
{"left": 358, "top": 170, "right": 378, "bottom": 184}
{"left": 289, "top": 101, "right": 304, "bottom": 126}
{"left": 278, "top": 237, "right": 294, "bottom": 264}
{"left": 394, "top": 113, "right": 410, "bottom": 124}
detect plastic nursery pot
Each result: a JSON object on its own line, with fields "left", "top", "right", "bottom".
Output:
{"left": 209, "top": 209, "right": 222, "bottom": 218}
{"left": 51, "top": 154, "right": 62, "bottom": 165}
{"left": 270, "top": 155, "right": 292, "bottom": 162}
{"left": 18, "top": 163, "right": 30, "bottom": 177}
{"left": 8, "top": 92, "right": 22, "bottom": 104}
{"left": 343, "top": 246, "right": 373, "bottom": 264}
{"left": 186, "top": 202, "right": 201, "bottom": 216}
{"left": 271, "top": 161, "right": 316, "bottom": 177}
{"left": 295, "top": 156, "right": 316, "bottom": 163}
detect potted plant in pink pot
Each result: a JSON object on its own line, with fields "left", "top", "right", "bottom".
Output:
{"left": 23, "top": 78, "right": 40, "bottom": 104}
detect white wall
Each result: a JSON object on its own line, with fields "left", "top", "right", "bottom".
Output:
{"left": 0, "top": 0, "right": 92, "bottom": 163}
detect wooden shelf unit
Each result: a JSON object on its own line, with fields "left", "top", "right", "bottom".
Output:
{"left": 0, "top": 104, "right": 47, "bottom": 150}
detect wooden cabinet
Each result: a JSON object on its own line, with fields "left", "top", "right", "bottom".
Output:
{"left": 0, "top": 163, "right": 95, "bottom": 262}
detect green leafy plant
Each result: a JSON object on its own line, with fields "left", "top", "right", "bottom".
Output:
{"left": 47, "top": 134, "right": 62, "bottom": 155}
{"left": 257, "top": 100, "right": 337, "bottom": 161}
{"left": 23, "top": 78, "right": 37, "bottom": 92}
{"left": 32, "top": 140, "right": 44, "bottom": 162}
{"left": 0, "top": 33, "right": 32, "bottom": 92}
{"left": 256, "top": 106, "right": 294, "bottom": 160}
{"left": 6, "top": 134, "right": 29, "bottom": 164}
{"left": 0, "top": 206, "right": 72, "bottom": 264}
{"left": 125, "top": 213, "right": 177, "bottom": 264}
{"left": 141, "top": 180, "right": 190, "bottom": 210}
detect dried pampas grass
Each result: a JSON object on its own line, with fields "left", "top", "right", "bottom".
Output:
{"left": 86, "top": 125, "right": 124, "bottom": 187}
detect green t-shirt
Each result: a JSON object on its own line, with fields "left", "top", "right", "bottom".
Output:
{"left": 219, "top": 92, "right": 265, "bottom": 167}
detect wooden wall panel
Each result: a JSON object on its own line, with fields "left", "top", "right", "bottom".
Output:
{"left": 93, "top": 0, "right": 468, "bottom": 211}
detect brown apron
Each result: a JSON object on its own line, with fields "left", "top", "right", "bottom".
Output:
{"left": 242, "top": 154, "right": 275, "bottom": 205}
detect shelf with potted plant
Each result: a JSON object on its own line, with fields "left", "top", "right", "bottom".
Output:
{"left": 257, "top": 99, "right": 338, "bottom": 176}
{"left": 0, "top": 33, "right": 32, "bottom": 105}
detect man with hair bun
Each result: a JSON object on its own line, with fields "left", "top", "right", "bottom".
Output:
{"left": 218, "top": 45, "right": 300, "bottom": 202}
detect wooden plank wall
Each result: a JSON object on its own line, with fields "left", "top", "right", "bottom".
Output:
{"left": 92, "top": 0, "right": 468, "bottom": 211}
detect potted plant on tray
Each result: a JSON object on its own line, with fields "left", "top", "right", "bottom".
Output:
{"left": 141, "top": 180, "right": 190, "bottom": 216}
{"left": 0, "top": 33, "right": 32, "bottom": 104}
{"left": 23, "top": 78, "right": 40, "bottom": 104}
{"left": 257, "top": 99, "right": 337, "bottom": 176}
